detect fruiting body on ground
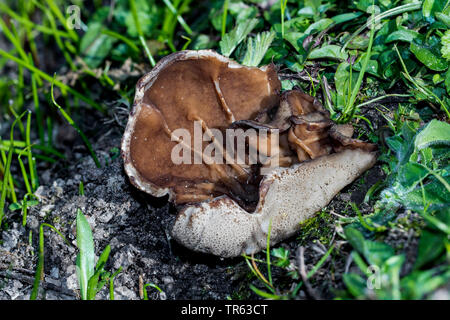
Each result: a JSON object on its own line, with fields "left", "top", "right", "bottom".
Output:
{"left": 121, "top": 50, "right": 376, "bottom": 258}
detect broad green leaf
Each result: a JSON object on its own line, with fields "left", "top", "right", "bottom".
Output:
{"left": 414, "top": 229, "right": 446, "bottom": 269}
{"left": 284, "top": 57, "right": 305, "bottom": 72}
{"left": 347, "top": 35, "right": 369, "bottom": 50}
{"left": 331, "top": 12, "right": 363, "bottom": 25}
{"left": 80, "top": 22, "right": 117, "bottom": 68}
{"left": 284, "top": 32, "right": 307, "bottom": 53}
{"left": 304, "top": 18, "right": 334, "bottom": 35}
{"left": 344, "top": 227, "right": 366, "bottom": 256}
{"left": 353, "top": 53, "right": 379, "bottom": 77}
{"left": 397, "top": 162, "right": 429, "bottom": 191}
{"left": 399, "top": 179, "right": 450, "bottom": 211}
{"left": 219, "top": 18, "right": 259, "bottom": 57}
{"left": 410, "top": 40, "right": 449, "bottom": 71}
{"left": 191, "top": 34, "right": 214, "bottom": 50}
{"left": 385, "top": 29, "right": 421, "bottom": 43}
{"left": 363, "top": 240, "right": 395, "bottom": 266}
{"left": 422, "top": 0, "right": 447, "bottom": 20}
{"left": 342, "top": 273, "right": 367, "bottom": 298}
{"left": 436, "top": 12, "right": 450, "bottom": 27}
{"left": 381, "top": 255, "right": 405, "bottom": 300}
{"left": 118, "top": 0, "right": 162, "bottom": 38}
{"left": 76, "top": 209, "right": 95, "bottom": 300}
{"left": 308, "top": 45, "right": 348, "bottom": 61}
{"left": 401, "top": 268, "right": 450, "bottom": 299}
{"left": 414, "top": 120, "right": 450, "bottom": 150}
{"left": 345, "top": 227, "right": 395, "bottom": 266}
{"left": 334, "top": 61, "right": 359, "bottom": 107}
{"left": 8, "top": 200, "right": 39, "bottom": 211}
{"left": 228, "top": 1, "right": 258, "bottom": 24}
{"left": 441, "top": 30, "right": 450, "bottom": 60}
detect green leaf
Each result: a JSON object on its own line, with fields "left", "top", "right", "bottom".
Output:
{"left": 331, "top": 12, "right": 363, "bottom": 25}
{"left": 397, "top": 162, "right": 430, "bottom": 191}
{"left": 86, "top": 245, "right": 111, "bottom": 300}
{"left": 241, "top": 31, "right": 275, "bottom": 67}
{"left": 398, "top": 179, "right": 450, "bottom": 212}
{"left": 308, "top": 44, "right": 348, "bottom": 61}
{"left": 414, "top": 120, "right": 450, "bottom": 150}
{"left": 219, "top": 18, "right": 259, "bottom": 57}
{"left": 344, "top": 227, "right": 366, "bottom": 254}
{"left": 80, "top": 22, "right": 117, "bottom": 68}
{"left": 333, "top": 61, "right": 358, "bottom": 108}
{"left": 347, "top": 35, "right": 369, "bottom": 50}
{"left": 363, "top": 240, "right": 395, "bottom": 267}
{"left": 385, "top": 29, "right": 421, "bottom": 43}
{"left": 436, "top": 12, "right": 450, "bottom": 27}
{"left": 95, "top": 244, "right": 111, "bottom": 270}
{"left": 422, "top": 0, "right": 447, "bottom": 20}
{"left": 249, "top": 284, "right": 281, "bottom": 299}
{"left": 342, "top": 273, "right": 367, "bottom": 298}
{"left": 401, "top": 267, "right": 450, "bottom": 299}
{"left": 344, "top": 227, "right": 395, "bottom": 266}
{"left": 441, "top": 30, "right": 450, "bottom": 60}
{"left": 445, "top": 69, "right": 450, "bottom": 94}
{"left": 381, "top": 255, "right": 405, "bottom": 300}
{"left": 284, "top": 32, "right": 307, "bottom": 53}
{"left": 304, "top": 18, "right": 334, "bottom": 35}
{"left": 117, "top": 0, "right": 162, "bottom": 38}
{"left": 271, "top": 247, "right": 290, "bottom": 267}
{"left": 410, "top": 40, "right": 449, "bottom": 71}
{"left": 8, "top": 200, "right": 39, "bottom": 211}
{"left": 76, "top": 209, "right": 95, "bottom": 300}
{"left": 414, "top": 229, "right": 446, "bottom": 270}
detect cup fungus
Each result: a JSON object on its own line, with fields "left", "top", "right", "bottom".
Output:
{"left": 122, "top": 50, "right": 377, "bottom": 258}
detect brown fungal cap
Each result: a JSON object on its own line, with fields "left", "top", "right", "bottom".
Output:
{"left": 122, "top": 50, "right": 377, "bottom": 257}
{"left": 122, "top": 50, "right": 281, "bottom": 207}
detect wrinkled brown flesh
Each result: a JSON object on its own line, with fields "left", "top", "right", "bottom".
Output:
{"left": 128, "top": 55, "right": 376, "bottom": 212}
{"left": 129, "top": 56, "right": 281, "bottom": 209}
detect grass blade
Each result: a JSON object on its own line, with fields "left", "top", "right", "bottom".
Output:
{"left": 162, "top": 0, "right": 193, "bottom": 35}
{"left": 50, "top": 78, "right": 101, "bottom": 168}
{"left": 0, "top": 111, "right": 26, "bottom": 228}
{"left": 76, "top": 209, "right": 95, "bottom": 300}
{"left": 31, "top": 223, "right": 69, "bottom": 300}
{"left": 0, "top": 48, "right": 104, "bottom": 112}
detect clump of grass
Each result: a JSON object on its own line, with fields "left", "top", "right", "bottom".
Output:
{"left": 337, "top": 9, "right": 376, "bottom": 123}
{"left": 0, "top": 111, "right": 27, "bottom": 228}
{"left": 50, "top": 78, "right": 101, "bottom": 168}
{"left": 76, "top": 209, "right": 122, "bottom": 300}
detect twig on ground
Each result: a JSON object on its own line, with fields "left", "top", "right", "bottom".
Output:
{"left": 296, "top": 246, "right": 321, "bottom": 300}
{"left": 0, "top": 270, "right": 76, "bottom": 298}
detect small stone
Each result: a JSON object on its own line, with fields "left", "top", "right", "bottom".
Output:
{"left": 66, "top": 269, "right": 79, "bottom": 291}
{"left": 50, "top": 267, "right": 60, "bottom": 279}
{"left": 340, "top": 193, "right": 351, "bottom": 202}
{"left": 39, "top": 204, "right": 55, "bottom": 217}
{"left": 114, "top": 286, "right": 137, "bottom": 300}
{"left": 162, "top": 276, "right": 174, "bottom": 285}
{"left": 1, "top": 229, "right": 20, "bottom": 251}
{"left": 3, "top": 280, "right": 23, "bottom": 300}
